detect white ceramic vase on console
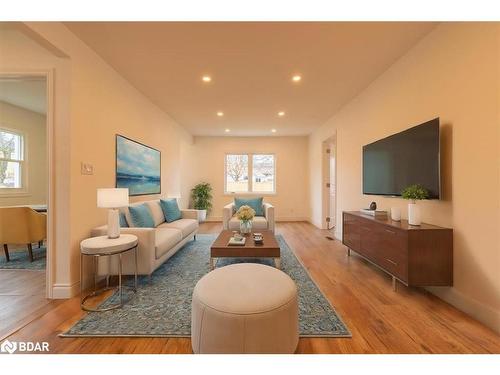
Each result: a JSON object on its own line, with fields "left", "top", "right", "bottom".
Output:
{"left": 407, "top": 201, "right": 421, "bottom": 226}
{"left": 390, "top": 207, "right": 401, "bottom": 221}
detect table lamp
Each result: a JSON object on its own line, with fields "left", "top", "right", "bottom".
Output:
{"left": 97, "top": 188, "right": 129, "bottom": 239}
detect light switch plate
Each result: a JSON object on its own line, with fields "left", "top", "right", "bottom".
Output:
{"left": 81, "top": 162, "right": 94, "bottom": 175}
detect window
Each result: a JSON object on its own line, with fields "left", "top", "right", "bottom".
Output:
{"left": 0, "top": 129, "right": 24, "bottom": 189}
{"left": 225, "top": 154, "right": 275, "bottom": 193}
{"left": 225, "top": 154, "right": 249, "bottom": 192}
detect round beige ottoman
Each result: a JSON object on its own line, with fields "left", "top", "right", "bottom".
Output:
{"left": 191, "top": 263, "right": 299, "bottom": 354}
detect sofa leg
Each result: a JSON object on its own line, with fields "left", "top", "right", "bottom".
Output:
{"left": 194, "top": 235, "right": 197, "bottom": 241}
{"left": 3, "top": 244, "right": 10, "bottom": 262}
{"left": 148, "top": 274, "right": 153, "bottom": 285}
{"left": 27, "top": 243, "right": 34, "bottom": 262}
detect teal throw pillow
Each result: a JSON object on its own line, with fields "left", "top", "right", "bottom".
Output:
{"left": 234, "top": 197, "right": 264, "bottom": 216}
{"left": 119, "top": 212, "right": 129, "bottom": 228}
{"left": 129, "top": 204, "right": 155, "bottom": 228}
{"left": 160, "top": 198, "right": 182, "bottom": 223}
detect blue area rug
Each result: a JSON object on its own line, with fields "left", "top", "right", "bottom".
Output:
{"left": 0, "top": 246, "right": 46, "bottom": 270}
{"left": 62, "top": 234, "right": 351, "bottom": 338}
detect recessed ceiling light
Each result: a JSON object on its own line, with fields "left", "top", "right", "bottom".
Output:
{"left": 225, "top": 128, "right": 231, "bottom": 133}
{"left": 217, "top": 111, "right": 224, "bottom": 117}
{"left": 271, "top": 129, "right": 277, "bottom": 133}
{"left": 292, "top": 75, "right": 302, "bottom": 82}
{"left": 202, "top": 75, "right": 212, "bottom": 82}
{"left": 278, "top": 111, "right": 285, "bottom": 117}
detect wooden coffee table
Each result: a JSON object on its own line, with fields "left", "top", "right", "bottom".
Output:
{"left": 210, "top": 230, "right": 281, "bottom": 270}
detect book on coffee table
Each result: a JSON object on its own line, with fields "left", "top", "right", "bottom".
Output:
{"left": 228, "top": 236, "right": 246, "bottom": 246}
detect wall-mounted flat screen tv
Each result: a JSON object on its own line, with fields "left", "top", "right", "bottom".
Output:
{"left": 362, "top": 118, "right": 440, "bottom": 199}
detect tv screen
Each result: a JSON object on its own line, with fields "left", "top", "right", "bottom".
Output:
{"left": 362, "top": 118, "right": 440, "bottom": 199}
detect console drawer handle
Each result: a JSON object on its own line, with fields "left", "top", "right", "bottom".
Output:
{"left": 385, "top": 229, "right": 396, "bottom": 235}
{"left": 385, "top": 258, "right": 397, "bottom": 266}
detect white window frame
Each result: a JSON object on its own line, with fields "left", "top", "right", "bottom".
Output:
{"left": 0, "top": 127, "right": 28, "bottom": 196}
{"left": 224, "top": 153, "right": 276, "bottom": 195}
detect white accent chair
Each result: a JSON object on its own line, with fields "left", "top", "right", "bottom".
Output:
{"left": 223, "top": 201, "right": 275, "bottom": 233}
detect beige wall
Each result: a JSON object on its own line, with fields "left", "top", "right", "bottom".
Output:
{"left": 309, "top": 23, "right": 500, "bottom": 332}
{"left": 0, "top": 100, "right": 47, "bottom": 206}
{"left": 1, "top": 24, "right": 193, "bottom": 297}
{"left": 183, "top": 136, "right": 309, "bottom": 221}
{"left": 0, "top": 27, "right": 72, "bottom": 298}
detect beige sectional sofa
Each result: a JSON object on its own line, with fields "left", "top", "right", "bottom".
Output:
{"left": 92, "top": 199, "right": 198, "bottom": 278}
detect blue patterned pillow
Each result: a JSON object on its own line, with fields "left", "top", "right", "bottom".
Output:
{"left": 234, "top": 197, "right": 264, "bottom": 216}
{"left": 160, "top": 198, "right": 182, "bottom": 223}
{"left": 119, "top": 212, "right": 129, "bottom": 228}
{"left": 129, "top": 204, "right": 155, "bottom": 228}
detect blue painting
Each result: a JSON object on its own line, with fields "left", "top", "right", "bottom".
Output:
{"left": 116, "top": 135, "right": 161, "bottom": 196}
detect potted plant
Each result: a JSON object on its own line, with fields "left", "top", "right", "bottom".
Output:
{"left": 401, "top": 184, "right": 429, "bottom": 226}
{"left": 190, "top": 182, "right": 213, "bottom": 222}
{"left": 236, "top": 205, "right": 256, "bottom": 234}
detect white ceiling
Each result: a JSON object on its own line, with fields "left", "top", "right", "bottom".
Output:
{"left": 65, "top": 22, "right": 437, "bottom": 136}
{"left": 0, "top": 78, "right": 47, "bottom": 114}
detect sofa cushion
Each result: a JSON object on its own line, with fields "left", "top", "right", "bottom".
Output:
{"left": 234, "top": 197, "right": 264, "bottom": 216}
{"left": 228, "top": 216, "right": 268, "bottom": 231}
{"left": 155, "top": 228, "right": 183, "bottom": 259}
{"left": 160, "top": 198, "right": 182, "bottom": 223}
{"left": 158, "top": 218, "right": 198, "bottom": 238}
{"left": 146, "top": 200, "right": 165, "bottom": 227}
{"left": 129, "top": 204, "right": 155, "bottom": 228}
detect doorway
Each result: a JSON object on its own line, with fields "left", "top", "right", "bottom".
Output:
{"left": 322, "top": 135, "right": 336, "bottom": 235}
{"left": 0, "top": 74, "right": 52, "bottom": 339}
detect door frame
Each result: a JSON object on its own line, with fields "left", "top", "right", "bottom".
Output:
{"left": 321, "top": 133, "right": 337, "bottom": 233}
{"left": 0, "top": 69, "right": 55, "bottom": 298}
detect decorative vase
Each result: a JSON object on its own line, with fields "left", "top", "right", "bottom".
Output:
{"left": 390, "top": 207, "right": 401, "bottom": 221}
{"left": 408, "top": 202, "right": 421, "bottom": 226}
{"left": 240, "top": 220, "right": 252, "bottom": 234}
{"left": 196, "top": 209, "right": 207, "bottom": 223}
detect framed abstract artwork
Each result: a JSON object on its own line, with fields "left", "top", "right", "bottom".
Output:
{"left": 115, "top": 134, "right": 161, "bottom": 196}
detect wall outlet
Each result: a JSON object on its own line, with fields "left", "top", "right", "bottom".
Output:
{"left": 81, "top": 162, "right": 94, "bottom": 175}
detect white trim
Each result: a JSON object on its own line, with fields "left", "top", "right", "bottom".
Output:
{"left": 426, "top": 286, "right": 500, "bottom": 334}
{"left": 0, "top": 69, "right": 55, "bottom": 299}
{"left": 206, "top": 216, "right": 308, "bottom": 222}
{"left": 52, "top": 281, "right": 80, "bottom": 299}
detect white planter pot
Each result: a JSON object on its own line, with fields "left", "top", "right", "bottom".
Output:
{"left": 196, "top": 209, "right": 207, "bottom": 223}
{"left": 390, "top": 207, "right": 401, "bottom": 221}
{"left": 408, "top": 202, "right": 421, "bottom": 226}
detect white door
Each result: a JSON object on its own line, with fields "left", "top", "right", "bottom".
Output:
{"left": 329, "top": 150, "right": 336, "bottom": 228}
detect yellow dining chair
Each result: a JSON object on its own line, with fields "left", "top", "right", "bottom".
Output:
{"left": 0, "top": 207, "right": 47, "bottom": 262}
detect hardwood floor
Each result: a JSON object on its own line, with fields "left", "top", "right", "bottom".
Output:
{"left": 0, "top": 269, "right": 56, "bottom": 341}
{"left": 2, "top": 221, "right": 499, "bottom": 353}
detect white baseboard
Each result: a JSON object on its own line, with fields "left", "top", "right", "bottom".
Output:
{"left": 205, "top": 216, "right": 309, "bottom": 222}
{"left": 52, "top": 281, "right": 80, "bottom": 299}
{"left": 276, "top": 216, "right": 309, "bottom": 222}
{"left": 426, "top": 286, "right": 500, "bottom": 334}
{"left": 308, "top": 218, "right": 323, "bottom": 229}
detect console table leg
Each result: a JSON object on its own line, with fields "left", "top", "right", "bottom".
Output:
{"left": 392, "top": 276, "right": 397, "bottom": 291}
{"left": 347, "top": 248, "right": 351, "bottom": 256}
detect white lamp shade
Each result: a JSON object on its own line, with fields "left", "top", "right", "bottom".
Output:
{"left": 97, "top": 188, "right": 129, "bottom": 208}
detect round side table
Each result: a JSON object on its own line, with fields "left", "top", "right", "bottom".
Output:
{"left": 80, "top": 234, "right": 138, "bottom": 312}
